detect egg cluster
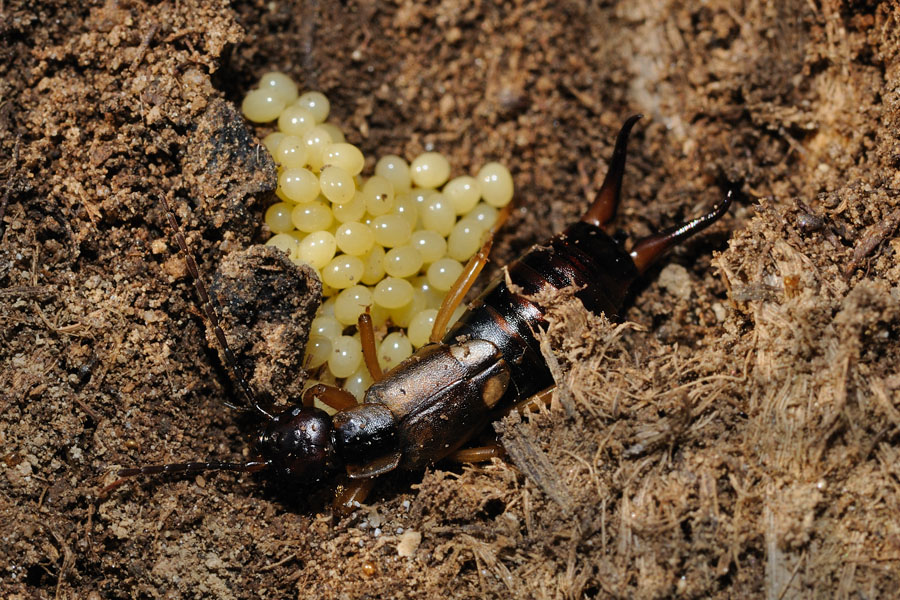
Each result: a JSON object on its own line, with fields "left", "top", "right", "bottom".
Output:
{"left": 242, "top": 72, "right": 513, "bottom": 400}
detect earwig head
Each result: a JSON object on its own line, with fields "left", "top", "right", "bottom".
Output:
{"left": 257, "top": 406, "right": 337, "bottom": 483}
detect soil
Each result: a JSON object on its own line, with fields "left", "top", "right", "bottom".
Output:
{"left": 2, "top": 1, "right": 900, "bottom": 598}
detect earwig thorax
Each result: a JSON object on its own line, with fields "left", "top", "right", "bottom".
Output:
{"left": 332, "top": 403, "right": 398, "bottom": 466}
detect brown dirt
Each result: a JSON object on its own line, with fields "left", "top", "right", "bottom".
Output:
{"left": 2, "top": 1, "right": 899, "bottom": 598}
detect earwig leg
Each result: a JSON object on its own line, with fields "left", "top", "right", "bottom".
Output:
{"left": 358, "top": 310, "right": 383, "bottom": 382}
{"left": 430, "top": 204, "right": 513, "bottom": 343}
{"left": 302, "top": 383, "right": 359, "bottom": 411}
{"left": 512, "top": 387, "right": 555, "bottom": 415}
{"left": 333, "top": 476, "right": 377, "bottom": 517}
{"left": 630, "top": 191, "right": 733, "bottom": 273}
{"left": 101, "top": 460, "right": 269, "bottom": 495}
{"left": 581, "top": 114, "right": 643, "bottom": 227}
{"left": 446, "top": 443, "right": 505, "bottom": 463}
{"left": 159, "top": 194, "right": 274, "bottom": 421}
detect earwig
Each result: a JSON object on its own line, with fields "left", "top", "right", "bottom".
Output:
{"left": 105, "top": 116, "right": 732, "bottom": 511}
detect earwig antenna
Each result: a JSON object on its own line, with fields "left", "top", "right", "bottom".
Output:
{"left": 101, "top": 460, "right": 271, "bottom": 495}
{"left": 159, "top": 194, "right": 275, "bottom": 421}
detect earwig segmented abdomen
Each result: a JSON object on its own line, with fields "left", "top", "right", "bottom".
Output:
{"left": 446, "top": 220, "right": 639, "bottom": 403}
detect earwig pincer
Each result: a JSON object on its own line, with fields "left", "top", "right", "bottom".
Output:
{"left": 106, "top": 116, "right": 732, "bottom": 510}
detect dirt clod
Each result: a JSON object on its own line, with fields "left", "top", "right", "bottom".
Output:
{"left": 208, "top": 245, "right": 321, "bottom": 405}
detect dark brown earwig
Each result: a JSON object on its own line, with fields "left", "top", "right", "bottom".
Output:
{"left": 106, "top": 116, "right": 732, "bottom": 511}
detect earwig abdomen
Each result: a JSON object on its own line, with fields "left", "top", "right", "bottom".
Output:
{"left": 447, "top": 220, "right": 640, "bottom": 402}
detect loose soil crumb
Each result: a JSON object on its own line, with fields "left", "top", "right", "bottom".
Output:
{"left": 2, "top": 1, "right": 899, "bottom": 598}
